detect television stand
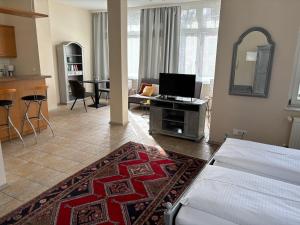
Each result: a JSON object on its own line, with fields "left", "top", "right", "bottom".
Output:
{"left": 149, "top": 97, "right": 207, "bottom": 142}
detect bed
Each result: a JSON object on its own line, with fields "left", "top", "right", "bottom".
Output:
{"left": 166, "top": 165, "right": 300, "bottom": 225}
{"left": 214, "top": 138, "right": 300, "bottom": 185}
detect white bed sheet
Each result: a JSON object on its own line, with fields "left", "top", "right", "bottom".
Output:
{"left": 180, "top": 165, "right": 300, "bottom": 225}
{"left": 175, "top": 205, "right": 238, "bottom": 225}
{"left": 214, "top": 138, "right": 300, "bottom": 184}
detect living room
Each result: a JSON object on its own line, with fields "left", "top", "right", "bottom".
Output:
{"left": 0, "top": 0, "right": 300, "bottom": 224}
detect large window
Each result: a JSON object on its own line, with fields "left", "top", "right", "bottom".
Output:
{"left": 128, "top": 11, "right": 140, "bottom": 79}
{"left": 290, "top": 30, "right": 300, "bottom": 107}
{"left": 179, "top": 3, "right": 220, "bottom": 84}
{"left": 127, "top": 2, "right": 220, "bottom": 81}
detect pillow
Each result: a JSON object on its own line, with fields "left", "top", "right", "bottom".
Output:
{"left": 141, "top": 85, "right": 154, "bottom": 96}
{"left": 152, "top": 84, "right": 159, "bottom": 96}
{"left": 138, "top": 83, "right": 152, "bottom": 94}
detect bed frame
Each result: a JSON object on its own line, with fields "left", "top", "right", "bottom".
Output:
{"left": 164, "top": 158, "right": 216, "bottom": 225}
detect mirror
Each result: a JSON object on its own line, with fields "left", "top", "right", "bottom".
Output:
{"left": 229, "top": 27, "right": 275, "bottom": 97}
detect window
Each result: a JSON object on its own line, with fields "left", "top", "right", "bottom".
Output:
{"left": 290, "top": 30, "right": 300, "bottom": 107}
{"left": 128, "top": 11, "right": 140, "bottom": 80}
{"left": 126, "top": 2, "right": 220, "bottom": 82}
{"left": 179, "top": 2, "right": 220, "bottom": 84}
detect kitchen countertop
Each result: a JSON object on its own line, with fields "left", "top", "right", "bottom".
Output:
{"left": 0, "top": 75, "right": 51, "bottom": 82}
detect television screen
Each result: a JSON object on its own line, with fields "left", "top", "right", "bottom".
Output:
{"left": 159, "top": 73, "right": 196, "bottom": 98}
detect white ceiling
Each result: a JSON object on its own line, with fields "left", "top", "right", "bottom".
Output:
{"left": 54, "top": 0, "right": 197, "bottom": 10}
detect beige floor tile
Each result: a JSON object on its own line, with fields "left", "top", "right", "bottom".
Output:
{"left": 32, "top": 154, "right": 64, "bottom": 167}
{"left": 2, "top": 179, "right": 46, "bottom": 202}
{"left": 5, "top": 172, "right": 22, "bottom": 184}
{"left": 3, "top": 157, "right": 28, "bottom": 171}
{"left": 8, "top": 162, "right": 44, "bottom": 178}
{"left": 0, "top": 192, "right": 14, "bottom": 206}
{"left": 26, "top": 167, "right": 68, "bottom": 187}
{"left": 34, "top": 142, "right": 61, "bottom": 153}
{"left": 0, "top": 198, "right": 23, "bottom": 218}
{"left": 49, "top": 147, "right": 97, "bottom": 163}
{"left": 65, "top": 163, "right": 89, "bottom": 176}
{"left": 43, "top": 157, "right": 81, "bottom": 173}
{"left": 17, "top": 150, "right": 49, "bottom": 162}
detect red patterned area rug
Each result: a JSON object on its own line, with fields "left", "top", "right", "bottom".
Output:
{"left": 0, "top": 142, "right": 206, "bottom": 225}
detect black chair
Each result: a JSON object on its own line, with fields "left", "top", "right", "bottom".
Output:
{"left": 99, "top": 81, "right": 110, "bottom": 101}
{"left": 69, "top": 80, "right": 95, "bottom": 112}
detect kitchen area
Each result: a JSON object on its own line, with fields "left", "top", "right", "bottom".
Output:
{"left": 0, "top": 2, "right": 54, "bottom": 189}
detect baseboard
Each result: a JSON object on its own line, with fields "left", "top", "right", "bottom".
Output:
{"left": 109, "top": 121, "right": 129, "bottom": 126}
{"left": 207, "top": 139, "right": 222, "bottom": 146}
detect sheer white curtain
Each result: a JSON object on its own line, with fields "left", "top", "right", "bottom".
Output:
{"left": 128, "top": 11, "right": 141, "bottom": 80}
{"left": 92, "top": 11, "right": 140, "bottom": 80}
{"left": 93, "top": 12, "right": 109, "bottom": 80}
{"left": 179, "top": 2, "right": 220, "bottom": 84}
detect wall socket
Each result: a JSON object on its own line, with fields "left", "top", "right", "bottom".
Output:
{"left": 233, "top": 129, "right": 247, "bottom": 136}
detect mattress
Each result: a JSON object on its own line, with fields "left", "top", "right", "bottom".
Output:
{"left": 180, "top": 165, "right": 300, "bottom": 225}
{"left": 214, "top": 138, "right": 300, "bottom": 184}
{"left": 175, "top": 205, "right": 238, "bottom": 225}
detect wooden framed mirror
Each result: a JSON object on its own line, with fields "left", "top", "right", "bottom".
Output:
{"left": 229, "top": 27, "right": 275, "bottom": 97}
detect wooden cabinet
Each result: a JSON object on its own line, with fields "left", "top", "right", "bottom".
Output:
{"left": 0, "top": 25, "right": 17, "bottom": 58}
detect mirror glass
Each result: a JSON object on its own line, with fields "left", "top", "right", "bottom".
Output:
{"left": 230, "top": 28, "right": 275, "bottom": 97}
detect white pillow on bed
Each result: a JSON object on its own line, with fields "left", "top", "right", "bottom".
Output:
{"left": 214, "top": 138, "right": 300, "bottom": 185}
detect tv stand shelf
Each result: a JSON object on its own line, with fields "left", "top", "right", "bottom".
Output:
{"left": 149, "top": 98, "right": 207, "bottom": 141}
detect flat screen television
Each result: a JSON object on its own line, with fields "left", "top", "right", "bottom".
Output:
{"left": 159, "top": 73, "right": 196, "bottom": 98}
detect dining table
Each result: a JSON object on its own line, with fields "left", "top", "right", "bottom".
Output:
{"left": 83, "top": 79, "right": 110, "bottom": 109}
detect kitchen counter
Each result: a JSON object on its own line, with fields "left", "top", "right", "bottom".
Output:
{"left": 0, "top": 75, "right": 51, "bottom": 82}
{"left": 0, "top": 76, "right": 50, "bottom": 142}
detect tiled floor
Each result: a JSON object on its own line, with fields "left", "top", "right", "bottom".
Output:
{"left": 0, "top": 100, "right": 218, "bottom": 217}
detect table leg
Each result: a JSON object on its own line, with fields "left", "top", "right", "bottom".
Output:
{"left": 88, "top": 82, "right": 108, "bottom": 109}
{"left": 88, "top": 83, "right": 101, "bottom": 108}
{"left": 94, "top": 83, "right": 100, "bottom": 108}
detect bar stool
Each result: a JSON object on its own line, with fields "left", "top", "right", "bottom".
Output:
{"left": 0, "top": 89, "right": 24, "bottom": 145}
{"left": 21, "top": 85, "right": 54, "bottom": 143}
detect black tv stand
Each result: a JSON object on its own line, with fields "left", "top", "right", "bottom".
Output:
{"left": 149, "top": 97, "right": 207, "bottom": 142}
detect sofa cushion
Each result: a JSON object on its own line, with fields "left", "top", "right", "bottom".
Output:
{"left": 141, "top": 86, "right": 154, "bottom": 96}
{"left": 138, "top": 83, "right": 152, "bottom": 94}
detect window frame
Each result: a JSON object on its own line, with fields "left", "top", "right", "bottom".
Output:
{"left": 290, "top": 30, "right": 300, "bottom": 107}
{"left": 127, "top": 10, "right": 141, "bottom": 80}
{"left": 179, "top": 3, "right": 220, "bottom": 84}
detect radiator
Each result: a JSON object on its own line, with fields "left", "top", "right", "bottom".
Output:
{"left": 289, "top": 117, "right": 300, "bottom": 149}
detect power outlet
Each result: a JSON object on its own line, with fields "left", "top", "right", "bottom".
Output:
{"left": 233, "top": 129, "right": 247, "bottom": 136}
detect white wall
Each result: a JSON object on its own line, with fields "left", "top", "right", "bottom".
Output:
{"left": 210, "top": 0, "right": 300, "bottom": 146}
{"left": 48, "top": 0, "right": 93, "bottom": 104}
{"left": 34, "top": 0, "right": 57, "bottom": 110}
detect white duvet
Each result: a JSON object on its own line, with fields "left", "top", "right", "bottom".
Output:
{"left": 180, "top": 165, "right": 300, "bottom": 225}
{"left": 214, "top": 138, "right": 300, "bottom": 185}
{"left": 176, "top": 205, "right": 238, "bottom": 225}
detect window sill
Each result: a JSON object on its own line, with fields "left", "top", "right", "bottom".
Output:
{"left": 285, "top": 106, "right": 300, "bottom": 112}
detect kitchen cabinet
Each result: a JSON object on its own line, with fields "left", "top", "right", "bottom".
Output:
{"left": 0, "top": 25, "right": 17, "bottom": 58}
